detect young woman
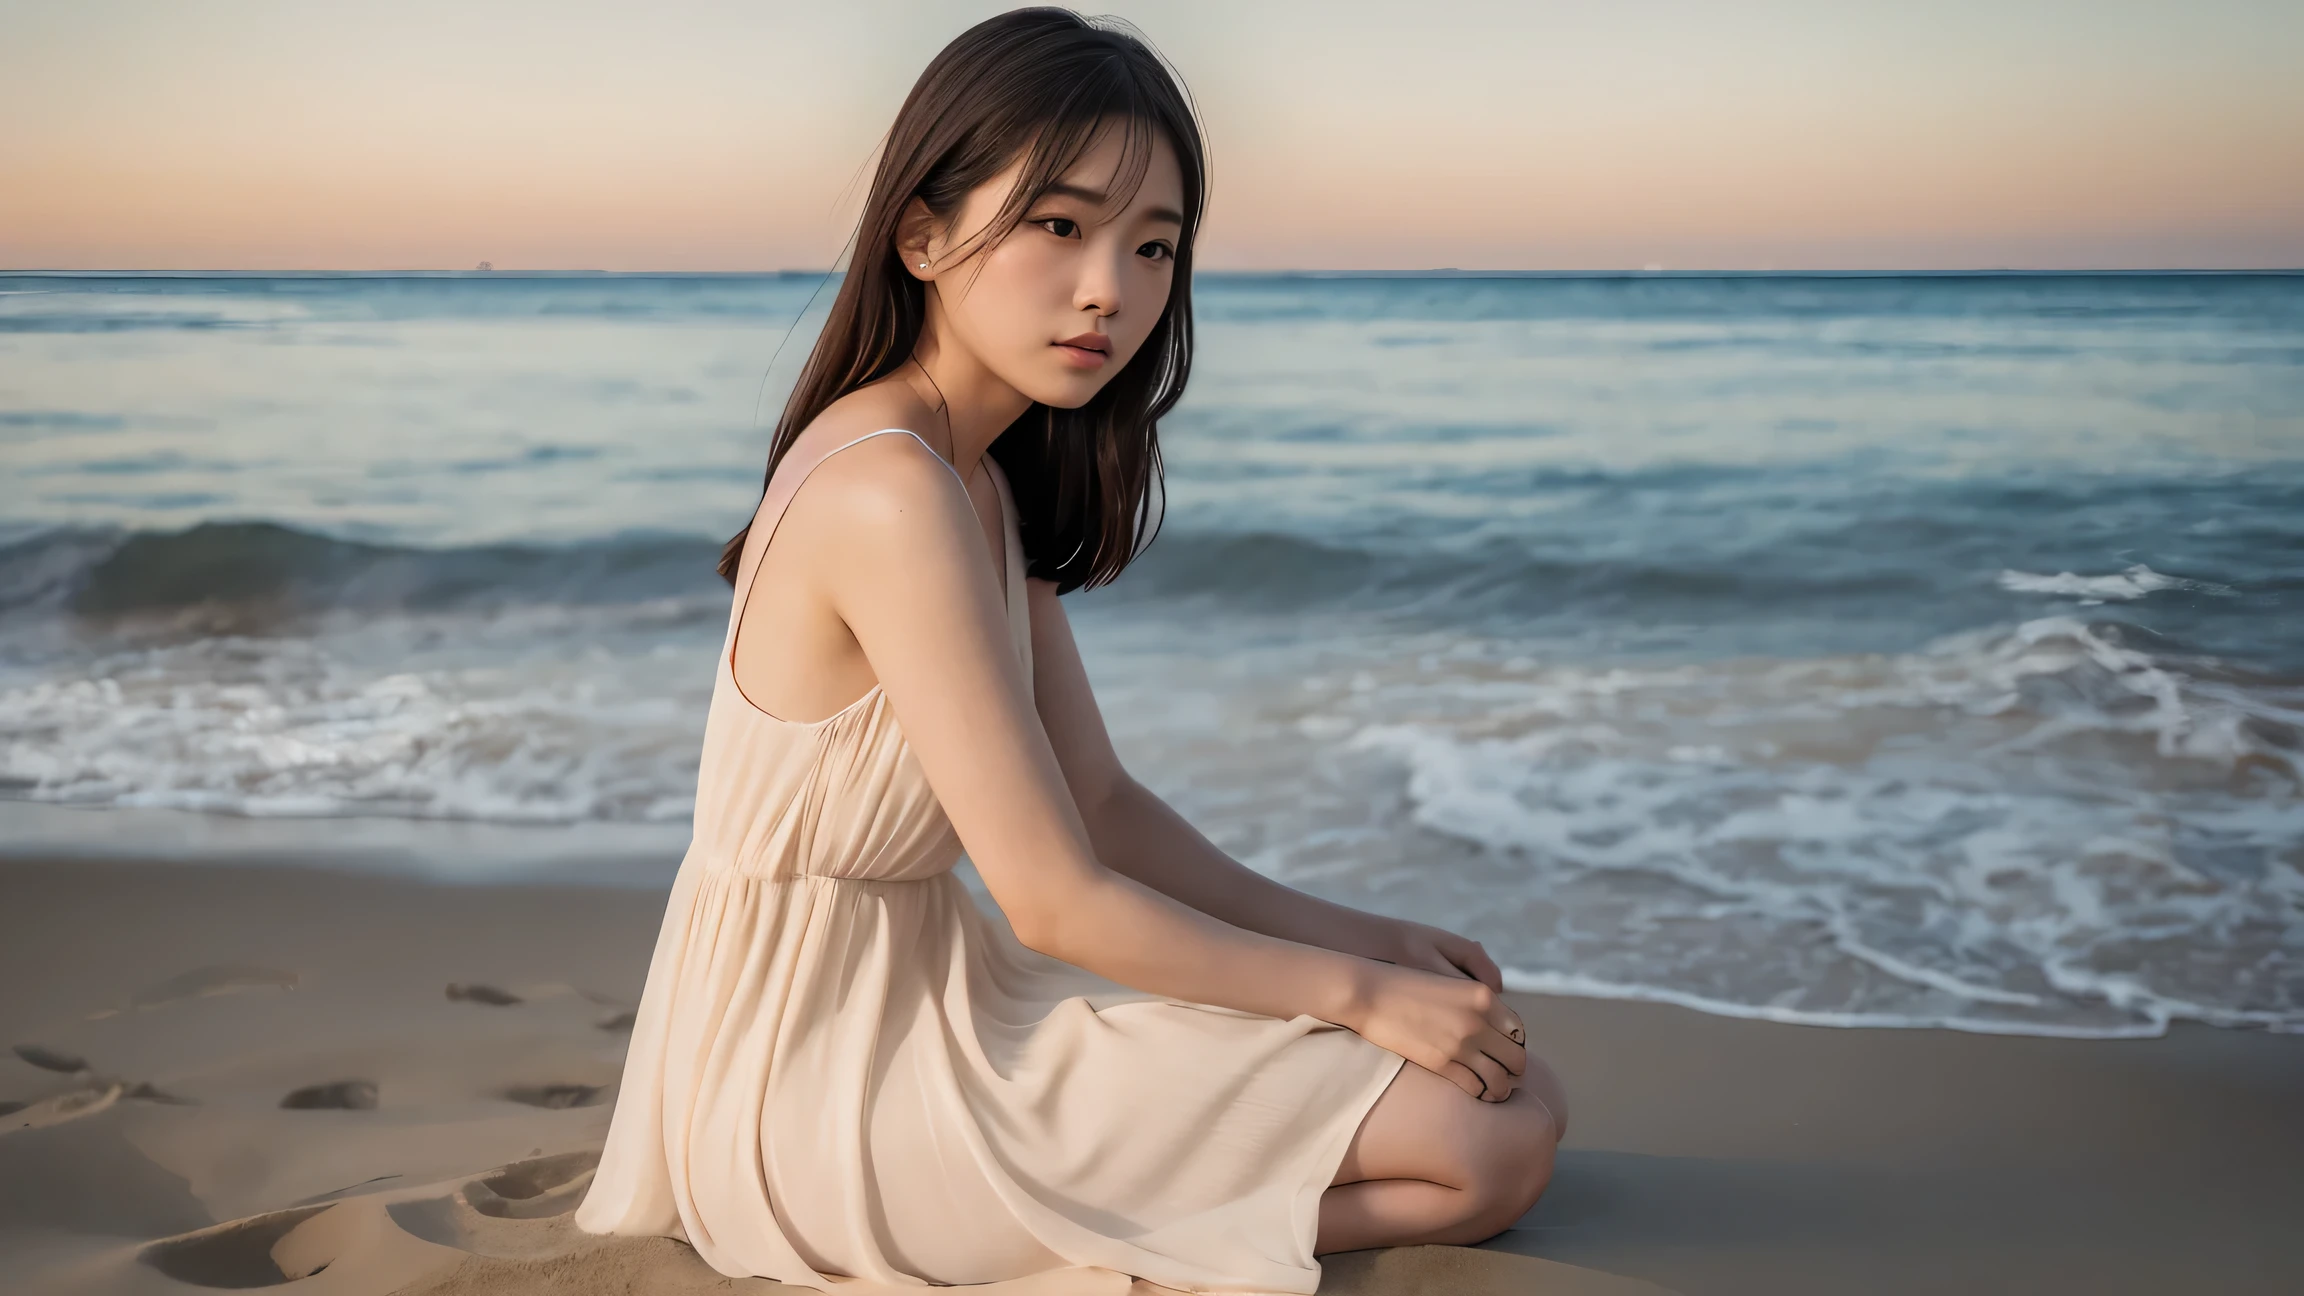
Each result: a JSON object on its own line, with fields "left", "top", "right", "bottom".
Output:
{"left": 575, "top": 9, "right": 1564, "bottom": 1291}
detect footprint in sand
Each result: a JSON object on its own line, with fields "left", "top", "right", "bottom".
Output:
{"left": 87, "top": 964, "right": 300, "bottom": 1019}
{"left": 4, "top": 1083, "right": 124, "bottom": 1134}
{"left": 290, "top": 1174, "right": 404, "bottom": 1208}
{"left": 501, "top": 982, "right": 625, "bottom": 1008}
{"left": 464, "top": 1149, "right": 601, "bottom": 1219}
{"left": 2, "top": 1082, "right": 186, "bottom": 1133}
{"left": 139, "top": 1203, "right": 334, "bottom": 1286}
{"left": 280, "top": 1080, "right": 379, "bottom": 1110}
{"left": 145, "top": 1198, "right": 466, "bottom": 1290}
{"left": 386, "top": 1150, "right": 602, "bottom": 1257}
{"left": 445, "top": 981, "right": 641, "bottom": 1036}
{"left": 500, "top": 1083, "right": 606, "bottom": 1110}
{"left": 5, "top": 1044, "right": 194, "bottom": 1124}
{"left": 13, "top": 1043, "right": 90, "bottom": 1073}
{"left": 445, "top": 982, "right": 522, "bottom": 1006}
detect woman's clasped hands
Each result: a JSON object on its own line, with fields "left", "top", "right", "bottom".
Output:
{"left": 1352, "top": 922, "right": 1527, "bottom": 1103}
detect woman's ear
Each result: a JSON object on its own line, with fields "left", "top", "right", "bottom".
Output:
{"left": 895, "top": 197, "right": 939, "bottom": 279}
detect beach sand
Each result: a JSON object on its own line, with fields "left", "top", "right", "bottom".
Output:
{"left": 2, "top": 855, "right": 2296, "bottom": 1295}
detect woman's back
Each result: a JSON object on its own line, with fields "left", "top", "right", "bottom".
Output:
{"left": 688, "top": 425, "right": 1030, "bottom": 883}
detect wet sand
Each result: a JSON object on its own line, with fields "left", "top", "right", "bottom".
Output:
{"left": 2, "top": 855, "right": 2297, "bottom": 1294}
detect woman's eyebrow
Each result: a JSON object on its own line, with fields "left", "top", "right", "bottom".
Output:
{"left": 1038, "top": 181, "right": 1184, "bottom": 227}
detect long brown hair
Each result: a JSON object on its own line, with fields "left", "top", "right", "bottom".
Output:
{"left": 717, "top": 7, "right": 1207, "bottom": 595}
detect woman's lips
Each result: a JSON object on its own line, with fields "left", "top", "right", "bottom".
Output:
{"left": 1053, "top": 332, "right": 1109, "bottom": 369}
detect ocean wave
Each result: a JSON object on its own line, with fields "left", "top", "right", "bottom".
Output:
{"left": 1324, "top": 616, "right": 2303, "bottom": 1035}
{"left": 1106, "top": 528, "right": 1948, "bottom": 610}
{"left": 0, "top": 627, "right": 714, "bottom": 825}
{"left": 1996, "top": 563, "right": 2232, "bottom": 602}
{"left": 1493, "top": 968, "right": 2178, "bottom": 1039}
{"left": 0, "top": 273, "right": 832, "bottom": 332}
{"left": 0, "top": 313, "right": 260, "bottom": 334}
{"left": 2, "top": 522, "right": 728, "bottom": 619}
{"left": 0, "top": 410, "right": 131, "bottom": 430}
{"left": 10, "top": 515, "right": 2283, "bottom": 691}
{"left": 0, "top": 518, "right": 1965, "bottom": 624}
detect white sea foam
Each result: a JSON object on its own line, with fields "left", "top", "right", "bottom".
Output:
{"left": 1277, "top": 616, "right": 2304, "bottom": 1037}
{"left": 0, "top": 610, "right": 714, "bottom": 826}
{"left": 1996, "top": 562, "right": 2228, "bottom": 603}
{"left": 1494, "top": 967, "right": 2173, "bottom": 1038}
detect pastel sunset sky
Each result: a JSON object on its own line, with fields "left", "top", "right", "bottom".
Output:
{"left": 4, "top": 0, "right": 2299, "bottom": 271}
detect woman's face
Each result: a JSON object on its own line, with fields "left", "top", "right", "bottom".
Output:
{"left": 911, "top": 122, "right": 1184, "bottom": 410}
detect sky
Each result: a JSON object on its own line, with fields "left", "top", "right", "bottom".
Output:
{"left": 3, "top": 0, "right": 2300, "bottom": 272}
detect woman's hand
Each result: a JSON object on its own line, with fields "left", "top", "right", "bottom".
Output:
{"left": 1349, "top": 964, "right": 1527, "bottom": 1103}
{"left": 1383, "top": 919, "right": 1505, "bottom": 992}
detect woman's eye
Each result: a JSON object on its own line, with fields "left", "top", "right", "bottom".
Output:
{"left": 1139, "top": 242, "right": 1174, "bottom": 262}
{"left": 1036, "top": 217, "right": 1079, "bottom": 238}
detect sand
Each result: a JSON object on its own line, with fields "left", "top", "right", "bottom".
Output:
{"left": 2, "top": 854, "right": 2297, "bottom": 1295}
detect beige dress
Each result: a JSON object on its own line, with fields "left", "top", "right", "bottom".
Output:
{"left": 574, "top": 428, "right": 1407, "bottom": 1294}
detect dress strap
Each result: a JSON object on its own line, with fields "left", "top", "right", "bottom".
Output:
{"left": 728, "top": 429, "right": 961, "bottom": 610}
{"left": 721, "top": 427, "right": 981, "bottom": 689}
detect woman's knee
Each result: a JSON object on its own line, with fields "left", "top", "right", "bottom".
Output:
{"left": 1337, "top": 1057, "right": 1565, "bottom": 1241}
{"left": 1431, "top": 1085, "right": 1558, "bottom": 1243}
{"left": 1521, "top": 1054, "right": 1569, "bottom": 1141}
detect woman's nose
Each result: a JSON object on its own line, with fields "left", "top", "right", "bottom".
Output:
{"left": 1074, "top": 243, "right": 1127, "bottom": 318}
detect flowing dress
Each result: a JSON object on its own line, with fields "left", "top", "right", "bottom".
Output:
{"left": 574, "top": 427, "right": 1407, "bottom": 1293}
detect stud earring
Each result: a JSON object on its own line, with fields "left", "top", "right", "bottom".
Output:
{"left": 918, "top": 262, "right": 928, "bottom": 269}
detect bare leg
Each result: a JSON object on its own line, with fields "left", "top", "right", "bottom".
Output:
{"left": 1315, "top": 1054, "right": 1566, "bottom": 1255}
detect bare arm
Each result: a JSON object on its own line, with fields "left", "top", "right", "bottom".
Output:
{"left": 1088, "top": 776, "right": 1408, "bottom": 959}
{"left": 790, "top": 436, "right": 1525, "bottom": 1100}
{"left": 1024, "top": 577, "right": 1506, "bottom": 988}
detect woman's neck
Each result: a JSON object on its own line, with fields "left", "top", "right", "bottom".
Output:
{"left": 904, "top": 326, "right": 1034, "bottom": 480}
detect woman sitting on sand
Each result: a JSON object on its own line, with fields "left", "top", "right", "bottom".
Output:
{"left": 574, "top": 8, "right": 1565, "bottom": 1291}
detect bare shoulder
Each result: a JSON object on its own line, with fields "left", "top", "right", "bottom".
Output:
{"left": 803, "top": 430, "right": 962, "bottom": 521}
{"left": 772, "top": 433, "right": 973, "bottom": 591}
{"left": 793, "top": 379, "right": 939, "bottom": 458}
{"left": 772, "top": 381, "right": 955, "bottom": 529}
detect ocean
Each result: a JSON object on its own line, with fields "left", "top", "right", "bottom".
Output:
{"left": 3, "top": 269, "right": 2299, "bottom": 1039}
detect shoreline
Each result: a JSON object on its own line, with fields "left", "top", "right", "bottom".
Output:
{"left": 5, "top": 800, "right": 2272, "bottom": 1043}
{"left": 4, "top": 854, "right": 2301, "bottom": 1294}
